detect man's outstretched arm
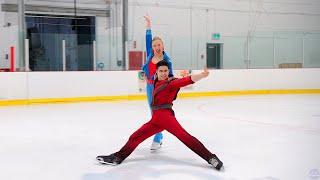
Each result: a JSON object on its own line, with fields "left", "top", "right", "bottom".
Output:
{"left": 170, "top": 68, "right": 210, "bottom": 89}
{"left": 191, "top": 68, "right": 209, "bottom": 82}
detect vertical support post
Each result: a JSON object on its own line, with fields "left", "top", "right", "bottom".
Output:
{"left": 18, "top": 0, "right": 26, "bottom": 69}
{"left": 273, "top": 33, "right": 276, "bottom": 68}
{"left": 25, "top": 39, "right": 29, "bottom": 71}
{"left": 302, "top": 34, "right": 305, "bottom": 67}
{"left": 246, "top": 36, "right": 250, "bottom": 69}
{"left": 93, "top": 40, "right": 97, "bottom": 71}
{"left": 122, "top": 0, "right": 128, "bottom": 70}
{"left": 62, "top": 40, "right": 66, "bottom": 71}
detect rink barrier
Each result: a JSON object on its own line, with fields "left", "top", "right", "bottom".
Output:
{"left": 0, "top": 89, "right": 320, "bottom": 106}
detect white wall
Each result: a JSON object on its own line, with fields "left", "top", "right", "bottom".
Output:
{"left": 0, "top": 0, "right": 4, "bottom": 67}
{"left": 0, "top": 9, "right": 19, "bottom": 69}
{"left": 95, "top": 23, "right": 123, "bottom": 71}
{"left": 1, "top": 0, "right": 320, "bottom": 70}
{"left": 1, "top": 1, "right": 20, "bottom": 68}
{"left": 1, "top": 25, "right": 19, "bottom": 69}
{"left": 0, "top": 69, "right": 319, "bottom": 100}
{"left": 0, "top": 0, "right": 3, "bottom": 26}
{"left": 127, "top": 0, "right": 320, "bottom": 69}
{"left": 96, "top": 17, "right": 111, "bottom": 70}
{"left": 96, "top": 1, "right": 124, "bottom": 71}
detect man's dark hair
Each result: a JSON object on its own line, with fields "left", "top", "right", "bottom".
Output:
{"left": 156, "top": 60, "right": 169, "bottom": 69}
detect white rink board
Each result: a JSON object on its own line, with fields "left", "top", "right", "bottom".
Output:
{"left": 0, "top": 68, "right": 320, "bottom": 100}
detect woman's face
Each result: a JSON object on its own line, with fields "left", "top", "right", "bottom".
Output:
{"left": 152, "top": 39, "right": 164, "bottom": 56}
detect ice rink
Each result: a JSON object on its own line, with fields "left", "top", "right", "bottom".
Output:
{"left": 1, "top": 94, "right": 319, "bottom": 180}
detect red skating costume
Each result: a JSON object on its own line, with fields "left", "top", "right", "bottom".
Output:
{"left": 97, "top": 76, "right": 223, "bottom": 170}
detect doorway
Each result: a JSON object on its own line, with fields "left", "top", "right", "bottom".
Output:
{"left": 206, "top": 43, "right": 222, "bottom": 69}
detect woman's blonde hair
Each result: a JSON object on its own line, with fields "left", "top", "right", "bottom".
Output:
{"left": 152, "top": 36, "right": 164, "bottom": 44}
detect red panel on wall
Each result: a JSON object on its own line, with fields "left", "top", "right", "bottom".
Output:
{"left": 129, "top": 51, "right": 146, "bottom": 70}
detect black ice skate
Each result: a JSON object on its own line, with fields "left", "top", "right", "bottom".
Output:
{"left": 209, "top": 154, "right": 223, "bottom": 171}
{"left": 96, "top": 154, "right": 123, "bottom": 165}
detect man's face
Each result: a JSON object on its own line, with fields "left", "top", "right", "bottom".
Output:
{"left": 156, "top": 65, "right": 169, "bottom": 80}
{"left": 152, "top": 39, "right": 164, "bottom": 56}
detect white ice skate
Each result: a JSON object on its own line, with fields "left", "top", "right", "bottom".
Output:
{"left": 150, "top": 141, "right": 162, "bottom": 151}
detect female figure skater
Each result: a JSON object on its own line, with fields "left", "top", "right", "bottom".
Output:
{"left": 142, "top": 15, "right": 174, "bottom": 150}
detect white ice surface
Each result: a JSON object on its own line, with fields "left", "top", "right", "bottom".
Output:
{"left": 0, "top": 94, "right": 320, "bottom": 180}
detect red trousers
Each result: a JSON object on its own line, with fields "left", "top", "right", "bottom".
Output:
{"left": 114, "top": 109, "right": 214, "bottom": 163}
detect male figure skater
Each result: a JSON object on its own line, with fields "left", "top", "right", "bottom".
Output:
{"left": 97, "top": 61, "right": 223, "bottom": 170}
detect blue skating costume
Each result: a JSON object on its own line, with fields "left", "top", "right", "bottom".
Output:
{"left": 142, "top": 29, "right": 173, "bottom": 143}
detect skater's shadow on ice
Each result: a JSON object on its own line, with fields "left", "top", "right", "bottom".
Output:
{"left": 82, "top": 148, "right": 225, "bottom": 180}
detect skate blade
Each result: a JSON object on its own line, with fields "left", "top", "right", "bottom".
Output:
{"left": 97, "top": 159, "right": 118, "bottom": 166}
{"left": 219, "top": 166, "right": 225, "bottom": 172}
